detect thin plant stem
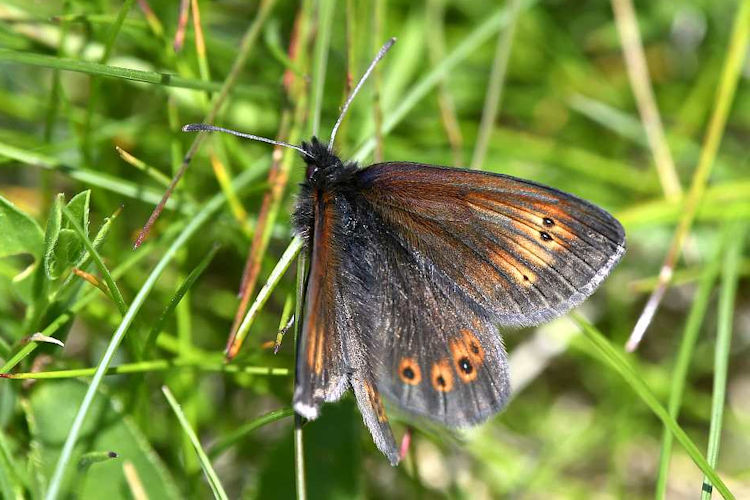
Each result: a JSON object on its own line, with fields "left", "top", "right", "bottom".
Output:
{"left": 626, "top": 0, "right": 750, "bottom": 351}
{"left": 655, "top": 226, "right": 727, "bottom": 499}
{"left": 352, "top": 0, "right": 535, "bottom": 163}
{"left": 0, "top": 358, "right": 289, "bottom": 380}
{"left": 162, "top": 386, "right": 229, "bottom": 500}
{"left": 470, "top": 0, "right": 521, "bottom": 170}
{"left": 610, "top": 0, "right": 682, "bottom": 200}
{"left": 135, "top": 0, "right": 278, "bottom": 248}
{"left": 293, "top": 251, "right": 308, "bottom": 500}
{"left": 701, "top": 222, "right": 747, "bottom": 499}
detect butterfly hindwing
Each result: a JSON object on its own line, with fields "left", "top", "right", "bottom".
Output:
{"left": 293, "top": 191, "right": 349, "bottom": 420}
{"left": 294, "top": 186, "right": 399, "bottom": 462}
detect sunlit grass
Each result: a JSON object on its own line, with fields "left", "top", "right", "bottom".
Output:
{"left": 0, "top": 1, "right": 747, "bottom": 499}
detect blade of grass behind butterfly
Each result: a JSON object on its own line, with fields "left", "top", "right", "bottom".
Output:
{"left": 626, "top": 0, "right": 750, "bottom": 352}
{"left": 470, "top": 0, "right": 521, "bottom": 170}
{"left": 570, "top": 315, "right": 734, "bottom": 500}
{"left": 654, "top": 225, "right": 728, "bottom": 499}
{"left": 141, "top": 244, "right": 220, "bottom": 358}
{"left": 162, "top": 386, "right": 228, "bottom": 500}
{"left": 134, "top": 0, "right": 277, "bottom": 248}
{"left": 425, "top": 0, "right": 464, "bottom": 166}
{"left": 225, "top": 6, "right": 314, "bottom": 360}
{"left": 43, "top": 156, "right": 269, "bottom": 500}
{"left": 701, "top": 221, "right": 746, "bottom": 499}
{"left": 351, "top": 0, "right": 537, "bottom": 163}
{"left": 1, "top": 358, "right": 289, "bottom": 380}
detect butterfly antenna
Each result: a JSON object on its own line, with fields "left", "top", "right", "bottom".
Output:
{"left": 328, "top": 37, "right": 397, "bottom": 151}
{"left": 182, "top": 124, "right": 313, "bottom": 158}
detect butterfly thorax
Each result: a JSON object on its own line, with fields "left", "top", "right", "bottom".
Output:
{"left": 293, "top": 137, "right": 362, "bottom": 246}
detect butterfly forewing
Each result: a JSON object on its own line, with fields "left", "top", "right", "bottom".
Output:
{"left": 357, "top": 162, "right": 626, "bottom": 327}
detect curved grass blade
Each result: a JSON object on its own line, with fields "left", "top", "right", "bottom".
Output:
{"left": 208, "top": 408, "right": 294, "bottom": 458}
{"left": 141, "top": 244, "right": 221, "bottom": 358}
{"left": 162, "top": 386, "right": 228, "bottom": 500}
{"left": 571, "top": 314, "right": 735, "bottom": 500}
{"left": 655, "top": 226, "right": 728, "bottom": 498}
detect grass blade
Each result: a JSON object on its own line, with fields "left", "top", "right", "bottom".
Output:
{"left": 571, "top": 314, "right": 735, "bottom": 500}
{"left": 141, "top": 244, "right": 221, "bottom": 358}
{"left": 208, "top": 408, "right": 295, "bottom": 458}
{"left": 228, "top": 236, "right": 303, "bottom": 358}
{"left": 162, "top": 386, "right": 228, "bottom": 500}
{"left": 701, "top": 222, "right": 747, "bottom": 498}
{"left": 470, "top": 0, "right": 521, "bottom": 170}
{"left": 655, "top": 226, "right": 728, "bottom": 498}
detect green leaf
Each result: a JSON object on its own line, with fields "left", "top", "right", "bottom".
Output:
{"left": 0, "top": 194, "right": 44, "bottom": 260}
{"left": 42, "top": 194, "right": 63, "bottom": 280}
{"left": 25, "top": 380, "right": 180, "bottom": 500}
{"left": 43, "top": 191, "right": 91, "bottom": 280}
{"left": 64, "top": 190, "right": 90, "bottom": 239}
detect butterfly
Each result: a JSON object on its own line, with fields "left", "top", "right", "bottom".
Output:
{"left": 184, "top": 39, "right": 625, "bottom": 465}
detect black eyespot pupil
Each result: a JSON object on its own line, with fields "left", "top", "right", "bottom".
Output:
{"left": 540, "top": 231, "right": 552, "bottom": 241}
{"left": 436, "top": 376, "right": 446, "bottom": 387}
{"left": 459, "top": 357, "right": 473, "bottom": 374}
{"left": 543, "top": 217, "right": 554, "bottom": 226}
{"left": 523, "top": 275, "right": 529, "bottom": 281}
{"left": 402, "top": 367, "right": 415, "bottom": 379}
{"left": 470, "top": 343, "right": 480, "bottom": 355}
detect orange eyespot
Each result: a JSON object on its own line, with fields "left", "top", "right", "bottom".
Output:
{"left": 450, "top": 334, "right": 482, "bottom": 383}
{"left": 459, "top": 329, "right": 485, "bottom": 363}
{"left": 431, "top": 359, "right": 454, "bottom": 392}
{"left": 364, "top": 381, "right": 388, "bottom": 422}
{"left": 398, "top": 357, "right": 422, "bottom": 385}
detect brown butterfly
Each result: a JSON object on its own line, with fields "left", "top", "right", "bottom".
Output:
{"left": 185, "top": 39, "right": 625, "bottom": 465}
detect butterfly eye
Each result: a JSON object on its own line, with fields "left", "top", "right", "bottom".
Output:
{"left": 430, "top": 359, "right": 454, "bottom": 392}
{"left": 398, "top": 357, "right": 422, "bottom": 385}
{"left": 364, "top": 381, "right": 389, "bottom": 422}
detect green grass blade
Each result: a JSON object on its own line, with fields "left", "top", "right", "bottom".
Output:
{"left": 655, "top": 227, "right": 728, "bottom": 499}
{"left": 162, "top": 386, "right": 228, "bottom": 500}
{"left": 231, "top": 236, "right": 304, "bottom": 356}
{"left": 701, "top": 222, "right": 747, "bottom": 499}
{"left": 571, "top": 314, "right": 734, "bottom": 500}
{"left": 208, "top": 408, "right": 295, "bottom": 458}
{"left": 293, "top": 250, "right": 308, "bottom": 500}
{"left": 470, "top": 0, "right": 521, "bottom": 170}
{"left": 0, "top": 49, "right": 263, "bottom": 97}
{"left": 1, "top": 359, "right": 288, "bottom": 380}
{"left": 141, "top": 244, "right": 220, "bottom": 358}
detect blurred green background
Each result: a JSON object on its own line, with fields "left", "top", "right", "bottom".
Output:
{"left": 0, "top": 0, "right": 748, "bottom": 498}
